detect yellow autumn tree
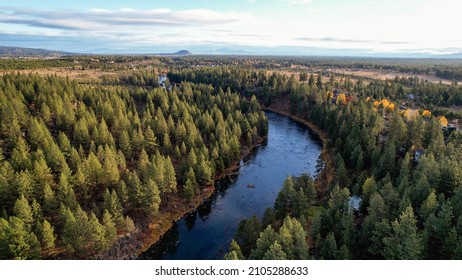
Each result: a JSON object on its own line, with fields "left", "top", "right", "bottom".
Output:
{"left": 373, "top": 101, "right": 380, "bottom": 107}
{"left": 379, "top": 99, "right": 390, "bottom": 109}
{"left": 404, "top": 109, "right": 419, "bottom": 121}
{"left": 439, "top": 116, "right": 448, "bottom": 126}
{"left": 386, "top": 103, "right": 395, "bottom": 113}
{"left": 336, "top": 93, "right": 347, "bottom": 105}
{"left": 422, "top": 110, "right": 432, "bottom": 118}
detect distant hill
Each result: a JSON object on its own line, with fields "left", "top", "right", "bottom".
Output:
{"left": 174, "top": 50, "right": 192, "bottom": 55}
{"left": 0, "top": 46, "right": 72, "bottom": 57}
{"left": 156, "top": 50, "right": 193, "bottom": 56}
{"left": 439, "top": 53, "right": 462, "bottom": 59}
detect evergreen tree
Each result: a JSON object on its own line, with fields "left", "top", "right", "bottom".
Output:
{"left": 184, "top": 167, "right": 197, "bottom": 202}
{"left": 382, "top": 206, "right": 423, "bottom": 259}
{"left": 10, "top": 137, "right": 32, "bottom": 171}
{"left": 263, "top": 241, "right": 287, "bottom": 260}
{"left": 235, "top": 215, "right": 261, "bottom": 257}
{"left": 224, "top": 239, "right": 245, "bottom": 260}
{"left": 142, "top": 179, "right": 161, "bottom": 220}
{"left": 250, "top": 225, "right": 278, "bottom": 259}
{"left": 13, "top": 194, "right": 33, "bottom": 230}
{"left": 163, "top": 156, "right": 177, "bottom": 194}
{"left": 40, "top": 220, "right": 55, "bottom": 250}
{"left": 88, "top": 212, "right": 106, "bottom": 252}
{"left": 102, "top": 210, "right": 117, "bottom": 247}
{"left": 101, "top": 146, "right": 120, "bottom": 186}
{"left": 321, "top": 232, "right": 338, "bottom": 260}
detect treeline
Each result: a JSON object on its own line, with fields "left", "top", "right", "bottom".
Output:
{"left": 0, "top": 59, "right": 73, "bottom": 70}
{"left": 0, "top": 56, "right": 164, "bottom": 72}
{"left": 168, "top": 56, "right": 462, "bottom": 81}
{"left": 120, "top": 70, "right": 159, "bottom": 87}
{"left": 0, "top": 72, "right": 267, "bottom": 259}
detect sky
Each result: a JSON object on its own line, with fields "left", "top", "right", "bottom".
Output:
{"left": 0, "top": 0, "right": 461, "bottom": 56}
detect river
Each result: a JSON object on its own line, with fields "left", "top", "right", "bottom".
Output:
{"left": 140, "top": 111, "right": 322, "bottom": 260}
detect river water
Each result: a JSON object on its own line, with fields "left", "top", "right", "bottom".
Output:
{"left": 140, "top": 111, "right": 322, "bottom": 260}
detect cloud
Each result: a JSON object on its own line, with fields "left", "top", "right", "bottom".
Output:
{"left": 280, "top": 0, "right": 313, "bottom": 5}
{"left": 0, "top": 7, "right": 249, "bottom": 31}
{"left": 296, "top": 37, "right": 409, "bottom": 45}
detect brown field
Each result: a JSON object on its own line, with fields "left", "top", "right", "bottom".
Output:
{"left": 269, "top": 66, "right": 454, "bottom": 86}
{"left": 329, "top": 68, "right": 453, "bottom": 85}
{"left": 0, "top": 67, "right": 119, "bottom": 81}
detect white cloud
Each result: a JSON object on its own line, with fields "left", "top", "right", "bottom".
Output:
{"left": 280, "top": 0, "right": 313, "bottom": 5}
{"left": 0, "top": 7, "right": 250, "bottom": 31}
{"left": 0, "top": 1, "right": 460, "bottom": 56}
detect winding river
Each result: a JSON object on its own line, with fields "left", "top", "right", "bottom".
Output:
{"left": 140, "top": 111, "right": 322, "bottom": 260}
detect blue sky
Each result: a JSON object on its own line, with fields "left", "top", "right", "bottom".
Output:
{"left": 1, "top": 0, "right": 460, "bottom": 56}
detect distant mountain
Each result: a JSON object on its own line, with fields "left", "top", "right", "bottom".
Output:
{"left": 173, "top": 50, "right": 192, "bottom": 55}
{"left": 0, "top": 46, "right": 71, "bottom": 57}
{"left": 438, "top": 53, "right": 462, "bottom": 59}
{"left": 156, "top": 50, "right": 193, "bottom": 56}
{"left": 209, "top": 48, "right": 251, "bottom": 55}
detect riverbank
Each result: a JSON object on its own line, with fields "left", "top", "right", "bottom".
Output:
{"left": 132, "top": 134, "right": 268, "bottom": 257}
{"left": 262, "top": 106, "right": 333, "bottom": 200}
{"left": 87, "top": 107, "right": 330, "bottom": 259}
{"left": 126, "top": 107, "right": 330, "bottom": 259}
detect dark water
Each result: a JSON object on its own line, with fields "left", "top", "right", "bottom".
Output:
{"left": 140, "top": 111, "right": 322, "bottom": 260}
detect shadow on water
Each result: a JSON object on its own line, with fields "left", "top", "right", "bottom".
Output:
{"left": 139, "top": 111, "right": 322, "bottom": 260}
{"left": 184, "top": 212, "right": 197, "bottom": 232}
{"left": 140, "top": 223, "right": 180, "bottom": 260}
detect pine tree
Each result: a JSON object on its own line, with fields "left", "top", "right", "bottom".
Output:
{"left": 235, "top": 215, "right": 261, "bottom": 257}
{"left": 382, "top": 206, "right": 422, "bottom": 259}
{"left": 57, "top": 173, "right": 78, "bottom": 210}
{"left": 163, "top": 156, "right": 177, "bottom": 194}
{"left": 40, "top": 220, "right": 55, "bottom": 250}
{"left": 423, "top": 202, "right": 454, "bottom": 259}
{"left": 321, "top": 232, "right": 338, "bottom": 260}
{"left": 124, "top": 216, "right": 136, "bottom": 233}
{"left": 13, "top": 194, "right": 33, "bottom": 230}
{"left": 361, "top": 176, "right": 377, "bottom": 213}
{"left": 102, "top": 210, "right": 117, "bottom": 247}
{"left": 184, "top": 167, "right": 197, "bottom": 202}
{"left": 118, "top": 130, "right": 132, "bottom": 159}
{"left": 10, "top": 137, "right": 32, "bottom": 171}
{"left": 144, "top": 126, "right": 158, "bottom": 154}
{"left": 250, "top": 225, "right": 278, "bottom": 259}
{"left": 0, "top": 217, "right": 29, "bottom": 259}
{"left": 142, "top": 179, "right": 161, "bottom": 220}
{"left": 42, "top": 183, "right": 56, "bottom": 215}
{"left": 74, "top": 119, "right": 90, "bottom": 148}
{"left": 334, "top": 153, "right": 348, "bottom": 185}
{"left": 103, "top": 189, "right": 125, "bottom": 228}
{"left": 58, "top": 132, "right": 72, "bottom": 157}
{"left": 101, "top": 145, "right": 120, "bottom": 186}
{"left": 32, "top": 157, "right": 54, "bottom": 190}
{"left": 274, "top": 176, "right": 297, "bottom": 218}
{"left": 280, "top": 216, "right": 309, "bottom": 259}
{"left": 263, "top": 241, "right": 287, "bottom": 260}
{"left": 88, "top": 212, "right": 106, "bottom": 252}
{"left": 224, "top": 239, "right": 245, "bottom": 260}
